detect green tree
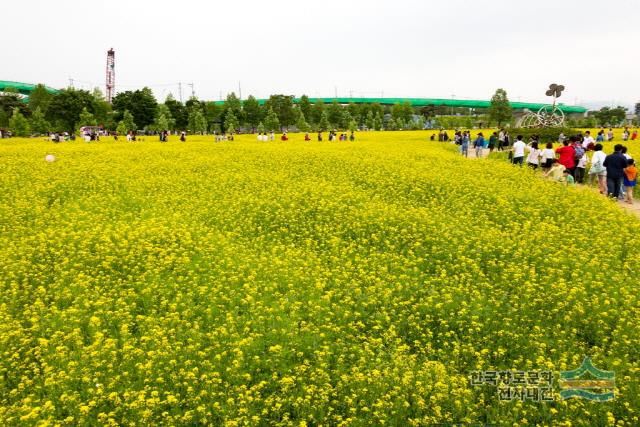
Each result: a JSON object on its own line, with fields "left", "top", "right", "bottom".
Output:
{"left": 91, "top": 88, "right": 112, "bottom": 128}
{"left": 341, "top": 110, "right": 354, "bottom": 130}
{"left": 257, "top": 122, "right": 265, "bottom": 134}
{"left": 263, "top": 107, "right": 280, "bottom": 131}
{"left": 112, "top": 87, "right": 157, "bottom": 129}
{"left": 165, "top": 94, "right": 188, "bottom": 129}
{"left": 116, "top": 121, "right": 127, "bottom": 136}
{"left": 121, "top": 110, "right": 136, "bottom": 133}
{"left": 243, "top": 95, "right": 262, "bottom": 129}
{"left": 311, "top": 100, "right": 326, "bottom": 125}
{"left": 365, "top": 111, "right": 375, "bottom": 130}
{"left": 299, "top": 95, "right": 312, "bottom": 124}
{"left": 488, "top": 88, "right": 513, "bottom": 126}
{"left": 224, "top": 110, "right": 239, "bottom": 133}
{"left": 30, "top": 107, "right": 50, "bottom": 134}
{"left": 0, "top": 92, "right": 28, "bottom": 127}
{"left": 204, "top": 102, "right": 221, "bottom": 131}
{"left": 591, "top": 106, "right": 628, "bottom": 126}
{"left": 225, "top": 92, "right": 242, "bottom": 118}
{"left": 153, "top": 113, "right": 170, "bottom": 133}
{"left": 296, "top": 111, "right": 311, "bottom": 132}
{"left": 78, "top": 107, "right": 97, "bottom": 130}
{"left": 373, "top": 113, "right": 383, "bottom": 131}
{"left": 188, "top": 107, "right": 208, "bottom": 134}
{"left": 347, "top": 102, "right": 360, "bottom": 124}
{"left": 328, "top": 100, "right": 343, "bottom": 128}
{"left": 318, "top": 110, "right": 331, "bottom": 131}
{"left": 348, "top": 119, "right": 358, "bottom": 132}
{"left": 264, "top": 95, "right": 295, "bottom": 128}
{"left": 28, "top": 84, "right": 53, "bottom": 115}
{"left": 9, "top": 108, "right": 31, "bottom": 137}
{"left": 155, "top": 104, "right": 175, "bottom": 130}
{"left": 47, "top": 88, "right": 95, "bottom": 132}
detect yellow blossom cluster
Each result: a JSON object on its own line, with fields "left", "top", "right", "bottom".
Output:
{"left": 0, "top": 131, "right": 638, "bottom": 426}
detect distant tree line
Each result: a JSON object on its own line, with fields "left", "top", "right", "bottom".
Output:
{"left": 2, "top": 85, "right": 636, "bottom": 137}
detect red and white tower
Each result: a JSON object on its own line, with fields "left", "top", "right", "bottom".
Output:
{"left": 105, "top": 48, "right": 115, "bottom": 103}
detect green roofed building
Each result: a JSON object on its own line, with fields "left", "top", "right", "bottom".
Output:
{"left": 0, "top": 81, "right": 60, "bottom": 98}
{"left": 214, "top": 97, "right": 587, "bottom": 114}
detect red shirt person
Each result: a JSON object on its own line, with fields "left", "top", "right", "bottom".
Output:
{"left": 555, "top": 140, "right": 576, "bottom": 170}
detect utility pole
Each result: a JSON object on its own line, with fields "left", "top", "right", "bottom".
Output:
{"left": 188, "top": 82, "right": 195, "bottom": 99}
{"left": 334, "top": 86, "right": 338, "bottom": 98}
{"left": 349, "top": 89, "right": 353, "bottom": 98}
{"left": 238, "top": 81, "right": 242, "bottom": 101}
{"left": 69, "top": 78, "right": 75, "bottom": 88}
{"left": 178, "top": 82, "right": 183, "bottom": 103}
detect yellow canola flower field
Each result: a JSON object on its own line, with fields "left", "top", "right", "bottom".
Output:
{"left": 0, "top": 131, "right": 638, "bottom": 426}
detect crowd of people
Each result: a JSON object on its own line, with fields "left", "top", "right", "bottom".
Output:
{"left": 455, "top": 129, "right": 638, "bottom": 204}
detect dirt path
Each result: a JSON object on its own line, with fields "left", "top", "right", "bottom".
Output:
{"left": 465, "top": 147, "right": 640, "bottom": 218}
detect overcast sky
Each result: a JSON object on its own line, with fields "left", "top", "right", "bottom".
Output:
{"left": 3, "top": 0, "right": 639, "bottom": 107}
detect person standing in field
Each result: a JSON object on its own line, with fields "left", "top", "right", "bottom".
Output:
{"left": 589, "top": 143, "right": 608, "bottom": 194}
{"left": 555, "top": 139, "right": 576, "bottom": 176}
{"left": 622, "top": 128, "right": 630, "bottom": 141}
{"left": 349, "top": 131, "right": 355, "bottom": 141}
{"left": 460, "top": 131, "right": 470, "bottom": 157}
{"left": 624, "top": 159, "right": 637, "bottom": 204}
{"left": 582, "top": 130, "right": 595, "bottom": 149}
{"left": 540, "top": 142, "right": 555, "bottom": 172}
{"left": 603, "top": 144, "right": 628, "bottom": 199}
{"left": 180, "top": 131, "right": 186, "bottom": 142}
{"left": 558, "top": 132, "right": 566, "bottom": 144}
{"left": 596, "top": 130, "right": 605, "bottom": 143}
{"left": 473, "top": 132, "right": 485, "bottom": 158}
{"left": 525, "top": 141, "right": 541, "bottom": 169}
{"left": 573, "top": 139, "right": 586, "bottom": 178}
{"left": 498, "top": 129, "right": 505, "bottom": 151}
{"left": 631, "top": 130, "right": 638, "bottom": 140}
{"left": 512, "top": 135, "right": 526, "bottom": 165}
{"left": 317, "top": 131, "right": 323, "bottom": 141}
{"left": 607, "top": 128, "right": 614, "bottom": 141}
{"left": 488, "top": 132, "right": 498, "bottom": 153}
{"left": 575, "top": 151, "right": 588, "bottom": 184}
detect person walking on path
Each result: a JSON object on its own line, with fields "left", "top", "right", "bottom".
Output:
{"left": 498, "top": 129, "right": 505, "bottom": 151}
{"left": 624, "top": 159, "right": 637, "bottom": 204}
{"left": 555, "top": 139, "right": 576, "bottom": 176}
{"left": 473, "top": 132, "right": 486, "bottom": 158}
{"left": 589, "top": 143, "right": 608, "bottom": 194}
{"left": 512, "top": 135, "right": 526, "bottom": 165}
{"left": 488, "top": 132, "right": 498, "bottom": 153}
{"left": 603, "top": 144, "right": 628, "bottom": 199}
